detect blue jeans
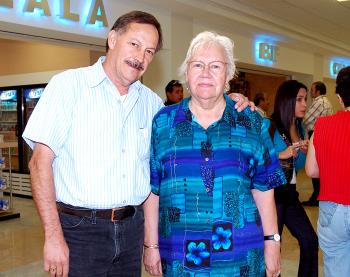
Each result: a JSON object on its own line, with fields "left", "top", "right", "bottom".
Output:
{"left": 318, "top": 201, "right": 350, "bottom": 277}
{"left": 59, "top": 205, "right": 144, "bottom": 277}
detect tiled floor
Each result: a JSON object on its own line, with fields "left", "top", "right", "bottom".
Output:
{"left": 0, "top": 170, "right": 323, "bottom": 276}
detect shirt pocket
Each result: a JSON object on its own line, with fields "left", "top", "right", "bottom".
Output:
{"left": 318, "top": 201, "right": 338, "bottom": 228}
{"left": 138, "top": 126, "right": 151, "bottom": 160}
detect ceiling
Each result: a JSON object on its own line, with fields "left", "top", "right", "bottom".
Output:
{"left": 143, "top": 0, "right": 350, "bottom": 58}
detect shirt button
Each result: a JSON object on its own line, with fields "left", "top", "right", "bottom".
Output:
{"left": 123, "top": 200, "right": 126, "bottom": 204}
{"left": 122, "top": 149, "right": 125, "bottom": 153}
{"left": 205, "top": 157, "right": 209, "bottom": 162}
{"left": 122, "top": 174, "right": 126, "bottom": 178}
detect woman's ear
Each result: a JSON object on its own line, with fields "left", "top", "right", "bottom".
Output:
{"left": 336, "top": 94, "right": 345, "bottom": 109}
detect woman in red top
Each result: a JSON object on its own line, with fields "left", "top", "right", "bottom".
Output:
{"left": 306, "top": 66, "right": 350, "bottom": 277}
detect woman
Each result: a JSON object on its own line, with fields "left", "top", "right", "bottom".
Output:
{"left": 306, "top": 66, "right": 350, "bottom": 277}
{"left": 143, "top": 31, "right": 285, "bottom": 277}
{"left": 268, "top": 80, "right": 318, "bottom": 277}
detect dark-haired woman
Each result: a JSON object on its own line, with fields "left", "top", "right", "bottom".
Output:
{"left": 306, "top": 67, "right": 350, "bottom": 277}
{"left": 267, "top": 80, "right": 318, "bottom": 277}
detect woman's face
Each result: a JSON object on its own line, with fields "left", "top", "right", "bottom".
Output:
{"left": 295, "top": 88, "right": 307, "bottom": 118}
{"left": 186, "top": 44, "right": 228, "bottom": 103}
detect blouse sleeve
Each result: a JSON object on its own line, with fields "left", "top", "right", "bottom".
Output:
{"left": 252, "top": 118, "right": 286, "bottom": 191}
{"left": 150, "top": 115, "right": 162, "bottom": 196}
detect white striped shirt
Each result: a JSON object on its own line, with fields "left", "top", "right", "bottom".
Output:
{"left": 23, "top": 57, "right": 164, "bottom": 209}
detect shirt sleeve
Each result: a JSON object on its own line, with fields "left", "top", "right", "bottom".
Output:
{"left": 252, "top": 117, "right": 286, "bottom": 191}
{"left": 22, "top": 71, "right": 76, "bottom": 156}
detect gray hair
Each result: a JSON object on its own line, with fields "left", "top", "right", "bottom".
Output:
{"left": 178, "top": 31, "right": 236, "bottom": 85}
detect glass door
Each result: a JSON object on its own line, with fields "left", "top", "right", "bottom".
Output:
{"left": 0, "top": 89, "right": 19, "bottom": 171}
{"left": 22, "top": 87, "right": 45, "bottom": 173}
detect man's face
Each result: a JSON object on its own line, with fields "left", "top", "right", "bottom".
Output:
{"left": 310, "top": 84, "right": 319, "bottom": 98}
{"left": 259, "top": 98, "right": 269, "bottom": 112}
{"left": 106, "top": 23, "right": 159, "bottom": 91}
{"left": 167, "top": 85, "right": 184, "bottom": 103}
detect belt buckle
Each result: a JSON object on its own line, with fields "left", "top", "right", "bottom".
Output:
{"left": 111, "top": 207, "right": 122, "bottom": 222}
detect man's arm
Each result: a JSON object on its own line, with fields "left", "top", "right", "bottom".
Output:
{"left": 29, "top": 143, "right": 69, "bottom": 277}
{"left": 252, "top": 189, "right": 280, "bottom": 277}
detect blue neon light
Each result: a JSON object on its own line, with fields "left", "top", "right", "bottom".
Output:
{"left": 329, "top": 58, "right": 350, "bottom": 78}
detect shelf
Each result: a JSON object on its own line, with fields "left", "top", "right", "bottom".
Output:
{"left": 0, "top": 109, "right": 17, "bottom": 112}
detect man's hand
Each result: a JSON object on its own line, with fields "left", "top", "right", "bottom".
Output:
{"left": 143, "top": 247, "right": 162, "bottom": 276}
{"left": 264, "top": 241, "right": 281, "bottom": 277}
{"left": 228, "top": 93, "right": 255, "bottom": 112}
{"left": 44, "top": 235, "right": 69, "bottom": 277}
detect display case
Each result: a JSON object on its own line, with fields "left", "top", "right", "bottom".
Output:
{"left": 0, "top": 142, "right": 20, "bottom": 221}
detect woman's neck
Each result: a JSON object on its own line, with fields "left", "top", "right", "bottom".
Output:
{"left": 189, "top": 96, "right": 226, "bottom": 129}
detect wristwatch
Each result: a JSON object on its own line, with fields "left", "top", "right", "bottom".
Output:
{"left": 264, "top": 233, "right": 281, "bottom": 242}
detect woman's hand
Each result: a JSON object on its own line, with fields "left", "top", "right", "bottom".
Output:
{"left": 228, "top": 93, "right": 255, "bottom": 112}
{"left": 280, "top": 145, "right": 297, "bottom": 159}
{"left": 143, "top": 247, "right": 162, "bottom": 276}
{"left": 264, "top": 240, "right": 281, "bottom": 277}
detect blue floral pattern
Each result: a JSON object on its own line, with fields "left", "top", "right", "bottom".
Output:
{"left": 185, "top": 240, "right": 210, "bottom": 268}
{"left": 212, "top": 223, "right": 233, "bottom": 252}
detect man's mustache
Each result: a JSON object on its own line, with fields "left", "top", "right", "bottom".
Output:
{"left": 126, "top": 59, "right": 144, "bottom": 71}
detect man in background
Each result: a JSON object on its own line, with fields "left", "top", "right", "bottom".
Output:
{"left": 253, "top": 92, "right": 269, "bottom": 117}
{"left": 303, "top": 81, "right": 333, "bottom": 206}
{"left": 164, "top": 79, "right": 184, "bottom": 105}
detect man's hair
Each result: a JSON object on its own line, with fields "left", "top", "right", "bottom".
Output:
{"left": 253, "top": 92, "right": 265, "bottom": 106}
{"left": 105, "top": 10, "right": 163, "bottom": 53}
{"left": 336, "top": 66, "right": 350, "bottom": 107}
{"left": 313, "top": 81, "right": 326, "bottom": 95}
{"left": 165, "top": 80, "right": 182, "bottom": 93}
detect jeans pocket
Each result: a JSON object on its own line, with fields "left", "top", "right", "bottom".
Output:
{"left": 59, "top": 213, "right": 86, "bottom": 229}
{"left": 318, "top": 201, "right": 338, "bottom": 228}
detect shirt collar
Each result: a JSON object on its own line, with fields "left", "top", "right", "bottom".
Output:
{"left": 87, "top": 56, "right": 108, "bottom": 88}
{"left": 172, "top": 94, "right": 238, "bottom": 128}
{"left": 87, "top": 56, "right": 142, "bottom": 94}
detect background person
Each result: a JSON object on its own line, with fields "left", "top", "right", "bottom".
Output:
{"left": 302, "top": 81, "right": 333, "bottom": 207}
{"left": 143, "top": 31, "right": 285, "bottom": 277}
{"left": 164, "top": 79, "right": 184, "bottom": 105}
{"left": 23, "top": 11, "right": 164, "bottom": 277}
{"left": 254, "top": 92, "right": 269, "bottom": 117}
{"left": 306, "top": 66, "right": 350, "bottom": 277}
{"left": 268, "top": 80, "right": 318, "bottom": 277}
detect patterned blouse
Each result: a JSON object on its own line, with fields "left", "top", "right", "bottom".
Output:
{"left": 150, "top": 95, "right": 285, "bottom": 276}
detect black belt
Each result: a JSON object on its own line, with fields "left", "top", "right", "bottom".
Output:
{"left": 57, "top": 203, "right": 136, "bottom": 222}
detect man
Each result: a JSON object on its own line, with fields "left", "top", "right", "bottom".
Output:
{"left": 23, "top": 11, "right": 164, "bottom": 277}
{"left": 253, "top": 92, "right": 269, "bottom": 117}
{"left": 164, "top": 79, "right": 184, "bottom": 105}
{"left": 302, "top": 81, "right": 333, "bottom": 206}
{"left": 23, "top": 10, "right": 250, "bottom": 277}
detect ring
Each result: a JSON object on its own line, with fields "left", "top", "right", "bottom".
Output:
{"left": 50, "top": 267, "right": 57, "bottom": 272}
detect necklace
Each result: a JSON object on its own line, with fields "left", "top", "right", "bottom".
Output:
{"left": 345, "top": 107, "right": 350, "bottom": 112}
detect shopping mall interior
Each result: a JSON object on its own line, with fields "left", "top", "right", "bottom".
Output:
{"left": 1, "top": 0, "right": 350, "bottom": 276}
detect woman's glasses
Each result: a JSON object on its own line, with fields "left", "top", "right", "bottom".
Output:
{"left": 188, "top": 61, "right": 227, "bottom": 75}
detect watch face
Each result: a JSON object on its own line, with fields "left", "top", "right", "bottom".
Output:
{"left": 273, "top": 234, "right": 281, "bottom": 241}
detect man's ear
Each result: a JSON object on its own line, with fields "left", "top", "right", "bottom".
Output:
{"left": 107, "top": 30, "right": 118, "bottom": 50}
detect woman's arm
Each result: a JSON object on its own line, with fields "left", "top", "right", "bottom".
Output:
{"left": 252, "top": 189, "right": 281, "bottom": 277}
{"left": 143, "top": 192, "right": 162, "bottom": 276}
{"left": 305, "top": 134, "right": 319, "bottom": 178}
